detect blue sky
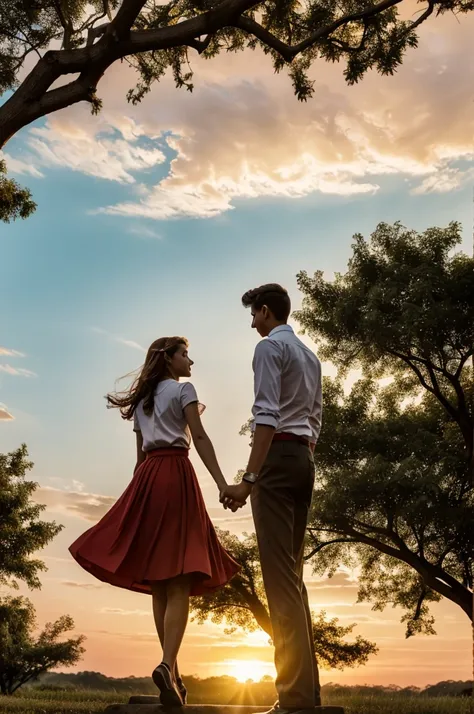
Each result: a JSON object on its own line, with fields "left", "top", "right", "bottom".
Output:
{"left": 1, "top": 9, "right": 473, "bottom": 686}
{"left": 2, "top": 160, "right": 472, "bottom": 490}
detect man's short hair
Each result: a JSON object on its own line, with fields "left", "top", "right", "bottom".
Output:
{"left": 241, "top": 283, "right": 291, "bottom": 321}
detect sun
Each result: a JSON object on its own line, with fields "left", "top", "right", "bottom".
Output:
{"left": 227, "top": 659, "right": 273, "bottom": 683}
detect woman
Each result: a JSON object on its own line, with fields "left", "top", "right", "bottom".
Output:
{"left": 69, "top": 336, "right": 241, "bottom": 707}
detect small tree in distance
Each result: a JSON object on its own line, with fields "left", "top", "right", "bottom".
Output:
{"left": 0, "top": 445, "right": 85, "bottom": 693}
{"left": 0, "top": 445, "right": 63, "bottom": 590}
{"left": 0, "top": 596, "right": 85, "bottom": 695}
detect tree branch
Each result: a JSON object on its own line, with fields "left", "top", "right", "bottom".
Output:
{"left": 342, "top": 525, "right": 473, "bottom": 619}
{"left": 187, "top": 34, "right": 213, "bottom": 54}
{"left": 111, "top": 0, "right": 149, "bottom": 39}
{"left": 87, "top": 22, "right": 110, "bottom": 46}
{"left": 305, "top": 537, "right": 359, "bottom": 560}
{"left": 389, "top": 348, "right": 460, "bottom": 421}
{"left": 0, "top": 0, "right": 261, "bottom": 147}
{"left": 413, "top": 586, "right": 427, "bottom": 621}
{"left": 408, "top": 0, "right": 435, "bottom": 32}
{"left": 0, "top": 0, "right": 442, "bottom": 149}
{"left": 236, "top": 0, "right": 406, "bottom": 61}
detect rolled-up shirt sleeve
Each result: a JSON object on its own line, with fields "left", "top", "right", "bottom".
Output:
{"left": 252, "top": 339, "right": 282, "bottom": 429}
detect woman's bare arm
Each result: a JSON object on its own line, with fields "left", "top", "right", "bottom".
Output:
{"left": 184, "top": 402, "right": 227, "bottom": 492}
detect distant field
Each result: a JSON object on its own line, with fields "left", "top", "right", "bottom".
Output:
{"left": 0, "top": 689, "right": 470, "bottom": 714}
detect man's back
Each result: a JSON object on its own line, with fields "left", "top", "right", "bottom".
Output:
{"left": 252, "top": 324, "right": 322, "bottom": 444}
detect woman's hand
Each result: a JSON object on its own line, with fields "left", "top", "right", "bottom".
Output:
{"left": 220, "top": 482, "right": 251, "bottom": 511}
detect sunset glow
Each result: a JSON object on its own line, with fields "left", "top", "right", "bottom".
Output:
{"left": 225, "top": 659, "right": 273, "bottom": 683}
{"left": 1, "top": 3, "right": 472, "bottom": 691}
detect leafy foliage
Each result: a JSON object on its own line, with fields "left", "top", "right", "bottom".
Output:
{"left": 291, "top": 221, "right": 473, "bottom": 634}
{"left": 0, "top": 160, "right": 36, "bottom": 223}
{"left": 0, "top": 596, "right": 85, "bottom": 695}
{"left": 1, "top": 0, "right": 474, "bottom": 218}
{"left": 0, "top": 445, "right": 63, "bottom": 590}
{"left": 191, "top": 529, "right": 378, "bottom": 669}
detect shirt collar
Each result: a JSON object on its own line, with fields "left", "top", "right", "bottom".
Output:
{"left": 268, "top": 324, "right": 294, "bottom": 338}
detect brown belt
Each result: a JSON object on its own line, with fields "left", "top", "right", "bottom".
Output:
{"left": 273, "top": 432, "right": 310, "bottom": 447}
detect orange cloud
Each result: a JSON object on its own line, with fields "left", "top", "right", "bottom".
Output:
{"left": 0, "top": 364, "right": 36, "bottom": 377}
{"left": 0, "top": 346, "right": 25, "bottom": 357}
{"left": 61, "top": 580, "right": 104, "bottom": 590}
{"left": 0, "top": 404, "right": 14, "bottom": 421}
{"left": 9, "top": 12, "right": 472, "bottom": 220}
{"left": 35, "top": 486, "right": 116, "bottom": 521}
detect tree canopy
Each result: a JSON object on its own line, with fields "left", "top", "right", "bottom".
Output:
{"left": 0, "top": 445, "right": 85, "bottom": 695}
{"left": 0, "top": 159, "right": 36, "bottom": 222}
{"left": 1, "top": 0, "right": 473, "bottom": 220}
{"left": 0, "top": 445, "right": 62, "bottom": 590}
{"left": 191, "top": 529, "right": 378, "bottom": 670}
{"left": 291, "top": 221, "right": 473, "bottom": 634}
{"left": 0, "top": 596, "right": 85, "bottom": 695}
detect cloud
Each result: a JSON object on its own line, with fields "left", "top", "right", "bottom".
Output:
{"left": 92, "top": 327, "right": 146, "bottom": 353}
{"left": 35, "top": 486, "right": 116, "bottom": 522}
{"left": 127, "top": 225, "right": 163, "bottom": 239}
{"left": 0, "top": 404, "right": 14, "bottom": 421}
{"left": 0, "top": 364, "right": 36, "bottom": 377}
{"left": 100, "top": 607, "right": 149, "bottom": 617}
{"left": 27, "top": 118, "right": 166, "bottom": 184}
{"left": 412, "top": 166, "right": 474, "bottom": 195}
{"left": 306, "top": 572, "right": 358, "bottom": 591}
{"left": 207, "top": 507, "right": 254, "bottom": 528}
{"left": 35, "top": 485, "right": 252, "bottom": 529}
{"left": 7, "top": 12, "right": 472, "bottom": 222}
{"left": 61, "top": 580, "right": 104, "bottom": 590}
{"left": 1, "top": 152, "right": 44, "bottom": 178}
{"left": 0, "top": 347, "right": 25, "bottom": 357}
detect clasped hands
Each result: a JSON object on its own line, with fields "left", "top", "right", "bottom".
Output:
{"left": 219, "top": 481, "right": 252, "bottom": 513}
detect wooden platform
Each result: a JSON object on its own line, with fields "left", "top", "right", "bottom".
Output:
{"left": 104, "top": 700, "right": 344, "bottom": 714}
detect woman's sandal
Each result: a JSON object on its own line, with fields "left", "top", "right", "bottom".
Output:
{"left": 152, "top": 662, "right": 183, "bottom": 708}
{"left": 176, "top": 676, "right": 187, "bottom": 704}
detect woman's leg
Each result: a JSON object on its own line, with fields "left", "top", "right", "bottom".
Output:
{"left": 151, "top": 581, "right": 167, "bottom": 647}
{"left": 162, "top": 574, "right": 191, "bottom": 676}
{"left": 151, "top": 581, "right": 183, "bottom": 684}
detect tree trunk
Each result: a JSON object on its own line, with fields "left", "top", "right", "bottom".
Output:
{"left": 231, "top": 578, "right": 273, "bottom": 637}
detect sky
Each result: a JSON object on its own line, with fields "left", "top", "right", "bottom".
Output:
{"left": 0, "top": 5, "right": 473, "bottom": 689}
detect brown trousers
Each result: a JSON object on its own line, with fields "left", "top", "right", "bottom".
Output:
{"left": 251, "top": 440, "right": 321, "bottom": 710}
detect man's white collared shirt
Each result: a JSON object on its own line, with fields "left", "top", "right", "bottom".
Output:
{"left": 251, "top": 325, "right": 322, "bottom": 443}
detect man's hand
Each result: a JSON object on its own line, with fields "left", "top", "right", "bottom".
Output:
{"left": 220, "top": 482, "right": 252, "bottom": 511}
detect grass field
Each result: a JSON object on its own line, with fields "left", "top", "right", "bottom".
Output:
{"left": 0, "top": 689, "right": 469, "bottom": 714}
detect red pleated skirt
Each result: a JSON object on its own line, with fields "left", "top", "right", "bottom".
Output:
{"left": 69, "top": 448, "right": 240, "bottom": 595}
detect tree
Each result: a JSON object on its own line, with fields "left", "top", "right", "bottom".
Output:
{"left": 0, "top": 596, "right": 85, "bottom": 695}
{"left": 191, "top": 529, "right": 378, "bottom": 670}
{"left": 292, "top": 221, "right": 473, "bottom": 635}
{"left": 0, "top": 160, "right": 36, "bottom": 222}
{"left": 1, "top": 0, "right": 473, "bottom": 221}
{"left": 0, "top": 445, "right": 63, "bottom": 589}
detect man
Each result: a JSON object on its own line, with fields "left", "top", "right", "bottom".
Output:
{"left": 221, "top": 283, "right": 323, "bottom": 714}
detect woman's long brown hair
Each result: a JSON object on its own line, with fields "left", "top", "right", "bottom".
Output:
{"left": 106, "top": 336, "right": 188, "bottom": 420}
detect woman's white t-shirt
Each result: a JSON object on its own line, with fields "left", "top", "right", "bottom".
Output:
{"left": 133, "top": 380, "right": 204, "bottom": 451}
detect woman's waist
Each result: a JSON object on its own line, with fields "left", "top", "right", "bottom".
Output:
{"left": 145, "top": 446, "right": 189, "bottom": 459}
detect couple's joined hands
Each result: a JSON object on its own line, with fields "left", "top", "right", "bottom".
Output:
{"left": 219, "top": 482, "right": 252, "bottom": 512}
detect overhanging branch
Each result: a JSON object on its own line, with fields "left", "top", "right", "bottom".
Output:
{"left": 305, "top": 537, "right": 358, "bottom": 560}
{"left": 236, "top": 0, "right": 406, "bottom": 60}
{"left": 0, "top": 0, "right": 444, "bottom": 149}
